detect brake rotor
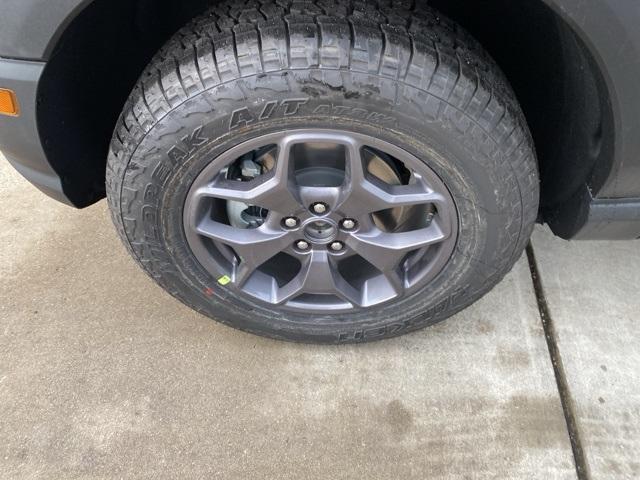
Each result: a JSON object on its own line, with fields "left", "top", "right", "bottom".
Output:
{"left": 366, "top": 149, "right": 411, "bottom": 232}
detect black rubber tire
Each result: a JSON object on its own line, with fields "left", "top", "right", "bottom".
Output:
{"left": 106, "top": 0, "right": 539, "bottom": 344}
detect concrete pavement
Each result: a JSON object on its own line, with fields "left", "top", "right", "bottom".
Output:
{"left": 1, "top": 154, "right": 638, "bottom": 479}
{"left": 531, "top": 229, "right": 640, "bottom": 479}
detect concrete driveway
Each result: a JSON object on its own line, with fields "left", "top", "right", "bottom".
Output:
{"left": 1, "top": 154, "right": 638, "bottom": 479}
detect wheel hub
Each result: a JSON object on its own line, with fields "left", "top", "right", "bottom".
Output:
{"left": 303, "top": 219, "right": 337, "bottom": 244}
{"left": 183, "top": 129, "right": 458, "bottom": 313}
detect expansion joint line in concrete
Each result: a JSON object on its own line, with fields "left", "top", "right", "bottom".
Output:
{"left": 526, "top": 244, "right": 590, "bottom": 480}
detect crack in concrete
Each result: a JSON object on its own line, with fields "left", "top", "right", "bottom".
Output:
{"left": 526, "top": 243, "right": 591, "bottom": 480}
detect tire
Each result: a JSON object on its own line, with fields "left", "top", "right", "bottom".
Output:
{"left": 106, "top": 0, "right": 539, "bottom": 344}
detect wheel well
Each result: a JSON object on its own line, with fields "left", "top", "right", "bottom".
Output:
{"left": 432, "top": 0, "right": 614, "bottom": 220}
{"left": 38, "top": 0, "right": 614, "bottom": 217}
{"left": 37, "top": 0, "right": 212, "bottom": 207}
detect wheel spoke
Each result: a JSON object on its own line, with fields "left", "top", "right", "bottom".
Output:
{"left": 273, "top": 250, "right": 361, "bottom": 306}
{"left": 196, "top": 218, "right": 291, "bottom": 285}
{"left": 346, "top": 219, "right": 449, "bottom": 273}
{"left": 193, "top": 138, "right": 300, "bottom": 214}
{"left": 344, "top": 174, "right": 447, "bottom": 218}
{"left": 362, "top": 272, "right": 405, "bottom": 305}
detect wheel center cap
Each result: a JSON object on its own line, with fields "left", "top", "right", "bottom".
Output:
{"left": 303, "top": 219, "right": 337, "bottom": 243}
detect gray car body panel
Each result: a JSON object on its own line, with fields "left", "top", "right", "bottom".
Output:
{"left": 0, "top": 0, "right": 92, "bottom": 60}
{"left": 1, "top": 0, "right": 640, "bottom": 238}
{"left": 0, "top": 58, "right": 70, "bottom": 204}
{"left": 541, "top": 0, "right": 640, "bottom": 199}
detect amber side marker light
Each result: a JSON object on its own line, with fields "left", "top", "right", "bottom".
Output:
{"left": 0, "top": 88, "right": 19, "bottom": 116}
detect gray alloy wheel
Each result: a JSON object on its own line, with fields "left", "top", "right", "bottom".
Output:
{"left": 183, "top": 130, "right": 458, "bottom": 313}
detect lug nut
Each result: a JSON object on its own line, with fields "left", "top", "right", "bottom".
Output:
{"left": 283, "top": 217, "right": 299, "bottom": 228}
{"left": 329, "top": 241, "right": 344, "bottom": 252}
{"left": 341, "top": 218, "right": 356, "bottom": 231}
{"left": 295, "top": 240, "right": 310, "bottom": 251}
{"left": 311, "top": 202, "right": 328, "bottom": 214}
